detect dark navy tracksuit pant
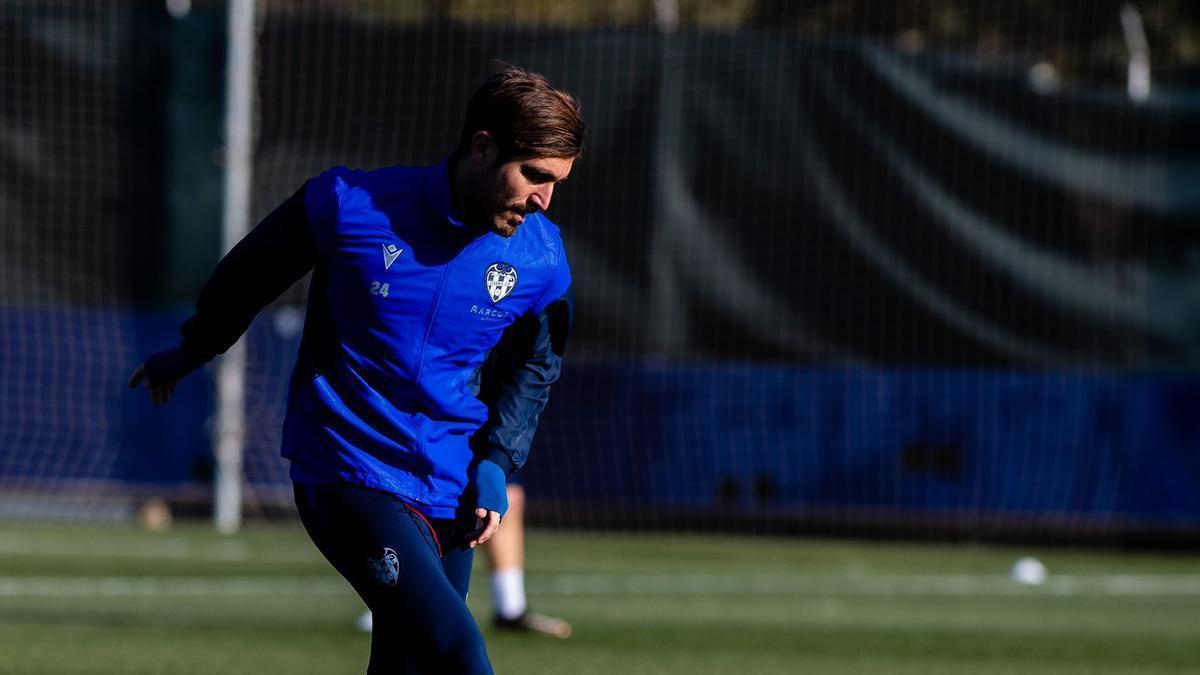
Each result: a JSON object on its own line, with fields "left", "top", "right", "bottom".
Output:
{"left": 294, "top": 482, "right": 491, "bottom": 675}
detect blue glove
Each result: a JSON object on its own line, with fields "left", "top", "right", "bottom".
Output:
{"left": 473, "top": 459, "right": 508, "bottom": 518}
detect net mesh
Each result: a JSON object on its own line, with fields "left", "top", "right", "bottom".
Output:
{"left": 0, "top": 2, "right": 138, "bottom": 519}
{"left": 2, "top": 1, "right": 1198, "bottom": 540}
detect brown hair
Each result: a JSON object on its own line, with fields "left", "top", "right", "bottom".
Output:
{"left": 456, "top": 64, "right": 585, "bottom": 161}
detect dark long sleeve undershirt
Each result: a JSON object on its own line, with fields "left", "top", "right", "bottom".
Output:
{"left": 474, "top": 286, "right": 573, "bottom": 475}
{"left": 143, "top": 185, "right": 315, "bottom": 385}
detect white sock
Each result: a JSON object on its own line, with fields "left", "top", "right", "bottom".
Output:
{"left": 490, "top": 567, "right": 527, "bottom": 620}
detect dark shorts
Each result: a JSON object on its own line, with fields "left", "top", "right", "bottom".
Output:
{"left": 294, "top": 482, "right": 492, "bottom": 675}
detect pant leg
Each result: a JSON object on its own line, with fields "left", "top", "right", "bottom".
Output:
{"left": 440, "top": 544, "right": 475, "bottom": 601}
{"left": 294, "top": 483, "right": 493, "bottom": 675}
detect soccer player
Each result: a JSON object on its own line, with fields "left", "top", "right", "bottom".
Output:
{"left": 128, "top": 65, "right": 583, "bottom": 675}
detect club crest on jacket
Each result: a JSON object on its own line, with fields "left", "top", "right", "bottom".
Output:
{"left": 485, "top": 263, "right": 518, "bottom": 303}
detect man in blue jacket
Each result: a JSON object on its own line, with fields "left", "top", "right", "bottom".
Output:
{"left": 129, "top": 65, "right": 583, "bottom": 675}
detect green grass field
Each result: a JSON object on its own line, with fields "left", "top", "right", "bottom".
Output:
{"left": 1, "top": 522, "right": 1198, "bottom": 675}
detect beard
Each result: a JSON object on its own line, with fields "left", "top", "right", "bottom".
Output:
{"left": 477, "top": 167, "right": 526, "bottom": 237}
{"left": 490, "top": 209, "right": 526, "bottom": 237}
{"left": 456, "top": 159, "right": 532, "bottom": 237}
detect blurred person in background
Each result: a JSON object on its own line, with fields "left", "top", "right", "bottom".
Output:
{"left": 129, "top": 64, "right": 582, "bottom": 674}
{"left": 484, "top": 478, "right": 572, "bottom": 638}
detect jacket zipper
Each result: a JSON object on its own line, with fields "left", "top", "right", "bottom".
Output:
{"left": 409, "top": 261, "right": 451, "bottom": 475}
{"left": 414, "top": 262, "right": 451, "bottom": 386}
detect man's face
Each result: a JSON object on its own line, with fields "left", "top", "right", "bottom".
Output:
{"left": 465, "top": 139, "right": 574, "bottom": 237}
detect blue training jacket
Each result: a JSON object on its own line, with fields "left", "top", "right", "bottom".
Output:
{"left": 145, "top": 158, "right": 573, "bottom": 519}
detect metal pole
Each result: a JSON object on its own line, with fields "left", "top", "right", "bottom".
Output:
{"left": 653, "top": 0, "right": 679, "bottom": 34}
{"left": 214, "top": 0, "right": 255, "bottom": 533}
{"left": 1120, "top": 4, "right": 1151, "bottom": 102}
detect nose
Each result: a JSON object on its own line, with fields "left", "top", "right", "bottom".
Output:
{"left": 530, "top": 183, "right": 554, "bottom": 213}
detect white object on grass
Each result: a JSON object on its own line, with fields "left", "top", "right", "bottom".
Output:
{"left": 1010, "top": 557, "right": 1048, "bottom": 586}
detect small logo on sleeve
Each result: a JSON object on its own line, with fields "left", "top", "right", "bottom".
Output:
{"left": 382, "top": 243, "right": 403, "bottom": 270}
{"left": 485, "top": 262, "right": 518, "bottom": 303}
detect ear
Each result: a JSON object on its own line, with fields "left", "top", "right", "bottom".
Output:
{"left": 469, "top": 130, "right": 497, "bottom": 166}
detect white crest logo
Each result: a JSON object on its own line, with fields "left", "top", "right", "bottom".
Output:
{"left": 485, "top": 263, "right": 518, "bottom": 304}
{"left": 382, "top": 243, "right": 403, "bottom": 270}
{"left": 368, "top": 547, "right": 400, "bottom": 586}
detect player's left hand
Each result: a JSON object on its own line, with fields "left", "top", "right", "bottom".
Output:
{"left": 465, "top": 458, "right": 506, "bottom": 547}
{"left": 467, "top": 508, "right": 501, "bottom": 548}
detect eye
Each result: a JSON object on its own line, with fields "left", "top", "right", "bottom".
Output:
{"left": 521, "top": 166, "right": 556, "bottom": 185}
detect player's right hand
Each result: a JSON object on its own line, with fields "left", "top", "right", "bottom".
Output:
{"left": 127, "top": 364, "right": 177, "bottom": 406}
{"left": 129, "top": 345, "right": 207, "bottom": 406}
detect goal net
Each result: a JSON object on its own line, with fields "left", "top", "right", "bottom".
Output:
{"left": 2, "top": 1, "right": 1198, "bottom": 542}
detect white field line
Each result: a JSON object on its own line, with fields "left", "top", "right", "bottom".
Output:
{"left": 0, "top": 535, "right": 322, "bottom": 564}
{"left": 0, "top": 534, "right": 253, "bottom": 561}
{"left": 530, "top": 573, "right": 1200, "bottom": 596}
{"left": 0, "top": 576, "right": 349, "bottom": 597}
{"left": 1, "top": 573, "right": 1200, "bottom": 597}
